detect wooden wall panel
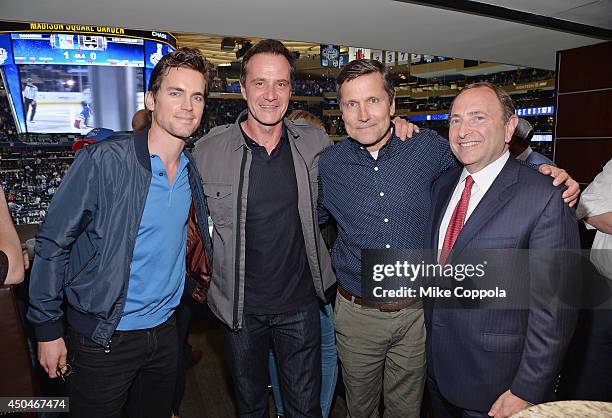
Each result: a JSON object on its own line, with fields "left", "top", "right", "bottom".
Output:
{"left": 555, "top": 41, "right": 611, "bottom": 184}
{"left": 556, "top": 91, "right": 612, "bottom": 138}
{"left": 557, "top": 42, "right": 612, "bottom": 93}
{"left": 555, "top": 140, "right": 612, "bottom": 184}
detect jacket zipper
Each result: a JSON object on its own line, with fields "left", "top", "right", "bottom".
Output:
{"left": 105, "top": 171, "right": 150, "bottom": 346}
{"left": 307, "top": 162, "right": 326, "bottom": 300}
{"left": 232, "top": 147, "right": 248, "bottom": 330}
{"left": 292, "top": 137, "right": 326, "bottom": 300}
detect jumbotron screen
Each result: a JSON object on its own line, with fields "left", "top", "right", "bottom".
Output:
{"left": 11, "top": 33, "right": 145, "bottom": 67}
{"left": 0, "top": 21, "right": 176, "bottom": 134}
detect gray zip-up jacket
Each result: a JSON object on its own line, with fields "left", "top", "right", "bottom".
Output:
{"left": 192, "top": 110, "right": 336, "bottom": 330}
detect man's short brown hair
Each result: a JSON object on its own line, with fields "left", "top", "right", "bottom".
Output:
{"left": 240, "top": 39, "right": 295, "bottom": 86}
{"left": 148, "top": 47, "right": 215, "bottom": 98}
{"left": 451, "top": 82, "right": 516, "bottom": 123}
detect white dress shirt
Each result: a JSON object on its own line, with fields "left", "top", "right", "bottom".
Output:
{"left": 576, "top": 159, "right": 612, "bottom": 280}
{"left": 438, "top": 151, "right": 510, "bottom": 253}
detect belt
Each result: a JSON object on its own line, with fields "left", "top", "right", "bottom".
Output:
{"left": 337, "top": 285, "right": 421, "bottom": 312}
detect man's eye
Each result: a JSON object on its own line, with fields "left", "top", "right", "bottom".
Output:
{"left": 471, "top": 116, "right": 485, "bottom": 123}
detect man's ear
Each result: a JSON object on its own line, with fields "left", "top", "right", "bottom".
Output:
{"left": 505, "top": 115, "right": 519, "bottom": 144}
{"left": 240, "top": 83, "right": 247, "bottom": 102}
{"left": 145, "top": 91, "right": 155, "bottom": 112}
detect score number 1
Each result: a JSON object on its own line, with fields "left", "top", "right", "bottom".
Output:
{"left": 63, "top": 52, "right": 97, "bottom": 60}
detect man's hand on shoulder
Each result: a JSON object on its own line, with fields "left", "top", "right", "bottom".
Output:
{"left": 539, "top": 164, "right": 580, "bottom": 207}
{"left": 488, "top": 389, "right": 530, "bottom": 418}
{"left": 38, "top": 337, "right": 67, "bottom": 378}
{"left": 393, "top": 117, "right": 420, "bottom": 141}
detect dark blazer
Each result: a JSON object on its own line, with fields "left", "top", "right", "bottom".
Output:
{"left": 524, "top": 149, "right": 555, "bottom": 167}
{"left": 425, "top": 156, "right": 579, "bottom": 411}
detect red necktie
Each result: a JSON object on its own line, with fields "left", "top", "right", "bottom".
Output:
{"left": 439, "top": 175, "right": 474, "bottom": 265}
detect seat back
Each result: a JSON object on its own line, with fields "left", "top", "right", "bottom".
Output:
{"left": 0, "top": 285, "right": 38, "bottom": 397}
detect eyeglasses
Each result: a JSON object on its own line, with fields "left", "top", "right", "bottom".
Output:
{"left": 56, "top": 363, "right": 74, "bottom": 382}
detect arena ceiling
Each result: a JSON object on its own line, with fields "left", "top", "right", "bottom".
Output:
{"left": 3, "top": 0, "right": 611, "bottom": 70}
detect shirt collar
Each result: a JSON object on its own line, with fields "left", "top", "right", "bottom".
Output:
{"left": 458, "top": 151, "right": 510, "bottom": 195}
{"left": 149, "top": 152, "right": 190, "bottom": 173}
{"left": 241, "top": 125, "right": 288, "bottom": 150}
{"left": 349, "top": 123, "right": 396, "bottom": 159}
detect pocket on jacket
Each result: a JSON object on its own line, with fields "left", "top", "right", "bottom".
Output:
{"left": 475, "top": 236, "right": 518, "bottom": 249}
{"left": 482, "top": 332, "right": 524, "bottom": 353}
{"left": 65, "top": 252, "right": 97, "bottom": 287}
{"left": 203, "top": 182, "right": 233, "bottom": 227}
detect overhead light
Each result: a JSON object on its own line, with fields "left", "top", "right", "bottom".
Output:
{"left": 217, "top": 63, "right": 231, "bottom": 67}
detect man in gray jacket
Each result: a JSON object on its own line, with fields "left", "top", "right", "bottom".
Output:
{"left": 194, "top": 40, "right": 414, "bottom": 418}
{"left": 193, "top": 39, "right": 334, "bottom": 418}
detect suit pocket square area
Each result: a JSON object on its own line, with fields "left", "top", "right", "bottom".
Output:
{"left": 482, "top": 333, "right": 524, "bottom": 353}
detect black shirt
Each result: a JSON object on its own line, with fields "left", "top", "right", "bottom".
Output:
{"left": 242, "top": 126, "right": 316, "bottom": 314}
{"left": 0, "top": 251, "right": 8, "bottom": 285}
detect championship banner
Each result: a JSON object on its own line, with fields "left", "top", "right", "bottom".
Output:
{"left": 348, "top": 47, "right": 371, "bottom": 62}
{"left": 372, "top": 50, "right": 383, "bottom": 63}
{"left": 320, "top": 44, "right": 340, "bottom": 68}
{"left": 339, "top": 53, "right": 349, "bottom": 67}
{"left": 385, "top": 51, "right": 395, "bottom": 66}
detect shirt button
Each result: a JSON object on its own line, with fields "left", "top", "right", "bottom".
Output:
{"left": 384, "top": 218, "right": 389, "bottom": 223}
{"left": 379, "top": 192, "right": 384, "bottom": 197}
{"left": 385, "top": 244, "right": 390, "bottom": 249}
{"left": 374, "top": 167, "right": 379, "bottom": 171}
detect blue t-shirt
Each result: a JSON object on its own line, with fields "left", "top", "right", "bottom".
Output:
{"left": 117, "top": 153, "right": 191, "bottom": 330}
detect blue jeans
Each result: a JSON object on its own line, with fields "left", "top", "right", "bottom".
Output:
{"left": 225, "top": 300, "right": 322, "bottom": 418}
{"left": 269, "top": 303, "right": 337, "bottom": 417}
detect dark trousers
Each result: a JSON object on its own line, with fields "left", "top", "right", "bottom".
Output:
{"left": 427, "top": 375, "right": 490, "bottom": 418}
{"left": 224, "top": 300, "right": 322, "bottom": 418}
{"left": 66, "top": 316, "right": 178, "bottom": 418}
{"left": 24, "top": 98, "right": 36, "bottom": 121}
{"left": 558, "top": 309, "right": 612, "bottom": 401}
{"left": 172, "top": 297, "right": 197, "bottom": 415}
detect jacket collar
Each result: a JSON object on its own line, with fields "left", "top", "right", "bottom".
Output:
{"left": 134, "top": 128, "right": 152, "bottom": 172}
{"left": 229, "top": 109, "right": 302, "bottom": 151}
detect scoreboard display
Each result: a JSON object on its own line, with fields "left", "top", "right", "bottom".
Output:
{"left": 0, "top": 20, "right": 176, "bottom": 134}
{"left": 11, "top": 33, "right": 145, "bottom": 67}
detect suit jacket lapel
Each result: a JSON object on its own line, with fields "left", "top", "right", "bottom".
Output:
{"left": 449, "top": 158, "right": 519, "bottom": 259}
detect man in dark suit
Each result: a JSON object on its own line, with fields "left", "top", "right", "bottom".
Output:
{"left": 425, "top": 82, "right": 580, "bottom": 418}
